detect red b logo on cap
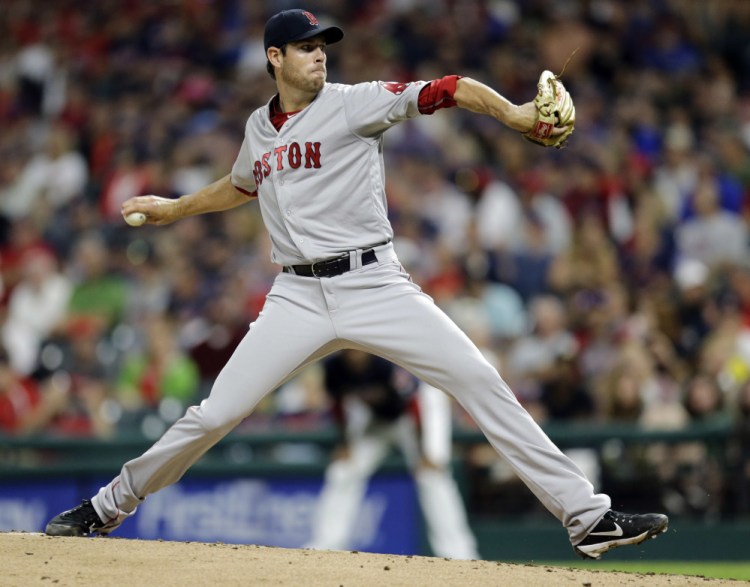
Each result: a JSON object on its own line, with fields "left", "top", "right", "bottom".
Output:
{"left": 303, "top": 11, "right": 319, "bottom": 25}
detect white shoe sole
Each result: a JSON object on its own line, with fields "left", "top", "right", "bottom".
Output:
{"left": 574, "top": 523, "right": 668, "bottom": 560}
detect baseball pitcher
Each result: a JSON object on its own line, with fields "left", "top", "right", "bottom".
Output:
{"left": 46, "top": 8, "right": 668, "bottom": 560}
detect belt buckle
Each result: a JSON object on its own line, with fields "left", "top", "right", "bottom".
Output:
{"left": 311, "top": 260, "right": 324, "bottom": 278}
{"left": 311, "top": 257, "right": 335, "bottom": 278}
{"left": 311, "top": 254, "right": 348, "bottom": 278}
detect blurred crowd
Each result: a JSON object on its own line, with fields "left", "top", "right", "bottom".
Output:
{"left": 1, "top": 0, "right": 750, "bottom": 519}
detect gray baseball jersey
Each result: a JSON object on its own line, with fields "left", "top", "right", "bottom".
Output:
{"left": 230, "top": 81, "right": 425, "bottom": 265}
{"left": 90, "top": 78, "right": 611, "bottom": 548}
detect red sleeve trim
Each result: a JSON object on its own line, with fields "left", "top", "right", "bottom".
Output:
{"left": 418, "top": 75, "right": 462, "bottom": 115}
{"left": 233, "top": 184, "right": 258, "bottom": 198}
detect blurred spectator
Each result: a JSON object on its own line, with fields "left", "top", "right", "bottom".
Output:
{"left": 121, "top": 240, "right": 171, "bottom": 323}
{"left": 538, "top": 352, "right": 595, "bottom": 423}
{"left": 0, "top": 217, "right": 55, "bottom": 302}
{"left": 513, "top": 170, "right": 573, "bottom": 255}
{"left": 598, "top": 362, "right": 645, "bottom": 424}
{"left": 115, "top": 314, "right": 199, "bottom": 432}
{"left": 394, "top": 155, "right": 472, "bottom": 256}
{"left": 618, "top": 191, "right": 675, "bottom": 291}
{"left": 63, "top": 231, "right": 127, "bottom": 338}
{"left": 596, "top": 342, "right": 682, "bottom": 426}
{"left": 188, "top": 283, "right": 250, "bottom": 398}
{"left": 36, "top": 321, "right": 114, "bottom": 438}
{"left": 493, "top": 213, "right": 554, "bottom": 303}
{"left": 422, "top": 242, "right": 467, "bottom": 305}
{"left": 504, "top": 295, "right": 578, "bottom": 417}
{"left": 0, "top": 345, "right": 58, "bottom": 435}
{"left": 671, "top": 257, "right": 720, "bottom": 364}
{"left": 576, "top": 286, "right": 629, "bottom": 395}
{"left": 452, "top": 220, "right": 528, "bottom": 344}
{"left": 468, "top": 172, "right": 522, "bottom": 253}
{"left": 470, "top": 279, "right": 527, "bottom": 346}
{"left": 675, "top": 175, "right": 748, "bottom": 269}
{"left": 683, "top": 373, "right": 727, "bottom": 425}
{"left": 166, "top": 256, "right": 214, "bottom": 332}
{"left": 559, "top": 157, "right": 633, "bottom": 245}
{"left": 641, "top": 329, "right": 690, "bottom": 423}
{"left": 0, "top": 125, "right": 87, "bottom": 222}
{"left": 13, "top": 26, "right": 66, "bottom": 118}
{"left": 170, "top": 150, "right": 216, "bottom": 197}
{"left": 1, "top": 249, "right": 71, "bottom": 375}
{"left": 548, "top": 212, "right": 620, "bottom": 297}
{"left": 652, "top": 120, "right": 698, "bottom": 226}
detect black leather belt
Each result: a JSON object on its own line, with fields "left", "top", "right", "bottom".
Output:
{"left": 283, "top": 248, "right": 379, "bottom": 278}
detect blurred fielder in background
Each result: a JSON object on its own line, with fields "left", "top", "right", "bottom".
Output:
{"left": 306, "top": 350, "right": 479, "bottom": 559}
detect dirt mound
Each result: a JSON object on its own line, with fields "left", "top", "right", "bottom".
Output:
{"left": 1, "top": 532, "right": 738, "bottom": 586}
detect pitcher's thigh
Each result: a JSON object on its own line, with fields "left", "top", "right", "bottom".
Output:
{"left": 356, "top": 289, "right": 499, "bottom": 397}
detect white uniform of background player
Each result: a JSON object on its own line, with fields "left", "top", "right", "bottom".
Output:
{"left": 306, "top": 350, "right": 478, "bottom": 559}
{"left": 47, "top": 9, "right": 668, "bottom": 559}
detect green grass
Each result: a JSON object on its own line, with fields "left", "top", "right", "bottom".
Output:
{"left": 541, "top": 561, "right": 750, "bottom": 581}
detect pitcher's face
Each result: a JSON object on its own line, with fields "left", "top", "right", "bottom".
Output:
{"left": 277, "top": 36, "right": 327, "bottom": 94}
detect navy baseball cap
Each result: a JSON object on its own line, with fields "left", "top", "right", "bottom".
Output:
{"left": 264, "top": 9, "right": 344, "bottom": 52}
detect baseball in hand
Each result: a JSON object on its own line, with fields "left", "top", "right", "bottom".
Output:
{"left": 124, "top": 212, "right": 147, "bottom": 227}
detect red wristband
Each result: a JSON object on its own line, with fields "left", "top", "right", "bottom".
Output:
{"left": 418, "top": 75, "right": 462, "bottom": 115}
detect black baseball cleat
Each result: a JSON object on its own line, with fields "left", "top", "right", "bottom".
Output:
{"left": 574, "top": 510, "right": 669, "bottom": 560}
{"left": 45, "top": 500, "right": 118, "bottom": 537}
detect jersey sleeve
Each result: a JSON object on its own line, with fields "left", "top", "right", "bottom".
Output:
{"left": 340, "top": 80, "right": 429, "bottom": 138}
{"left": 230, "top": 133, "right": 258, "bottom": 196}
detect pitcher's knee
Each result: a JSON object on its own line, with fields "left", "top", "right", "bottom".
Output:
{"left": 189, "top": 401, "right": 242, "bottom": 434}
{"left": 445, "top": 369, "right": 508, "bottom": 402}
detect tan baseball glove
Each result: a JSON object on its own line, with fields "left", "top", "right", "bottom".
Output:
{"left": 522, "top": 70, "right": 575, "bottom": 149}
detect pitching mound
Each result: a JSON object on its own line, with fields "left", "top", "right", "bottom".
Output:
{"left": 1, "top": 532, "right": 739, "bottom": 586}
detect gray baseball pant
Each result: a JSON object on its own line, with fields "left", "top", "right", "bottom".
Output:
{"left": 93, "top": 243, "right": 610, "bottom": 544}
